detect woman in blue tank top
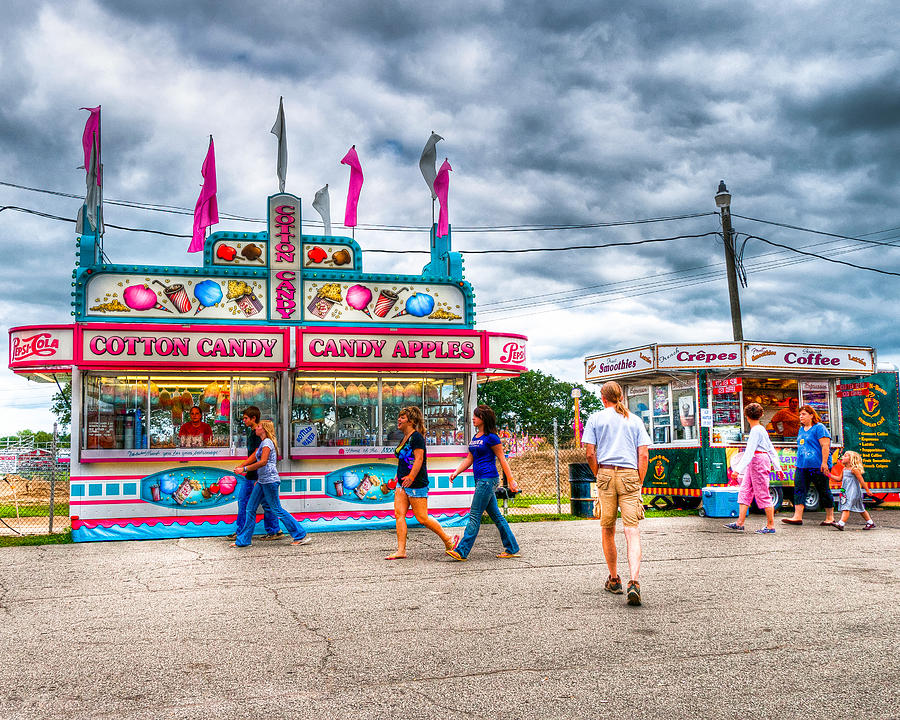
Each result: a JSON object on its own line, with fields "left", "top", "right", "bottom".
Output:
{"left": 446, "top": 405, "right": 520, "bottom": 561}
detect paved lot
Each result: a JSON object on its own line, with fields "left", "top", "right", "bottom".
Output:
{"left": 2, "top": 510, "right": 899, "bottom": 720}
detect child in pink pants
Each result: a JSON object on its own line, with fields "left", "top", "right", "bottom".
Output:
{"left": 724, "top": 402, "right": 784, "bottom": 534}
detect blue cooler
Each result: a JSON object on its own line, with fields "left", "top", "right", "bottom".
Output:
{"left": 700, "top": 486, "right": 739, "bottom": 517}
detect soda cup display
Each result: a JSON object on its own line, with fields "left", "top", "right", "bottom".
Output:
{"left": 154, "top": 281, "right": 192, "bottom": 314}
{"left": 373, "top": 289, "right": 399, "bottom": 318}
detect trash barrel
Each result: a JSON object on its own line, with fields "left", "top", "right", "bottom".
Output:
{"left": 569, "top": 463, "right": 596, "bottom": 518}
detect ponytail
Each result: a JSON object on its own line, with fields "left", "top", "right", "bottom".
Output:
{"left": 600, "top": 381, "right": 629, "bottom": 418}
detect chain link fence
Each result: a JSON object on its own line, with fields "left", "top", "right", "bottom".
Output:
{"left": 0, "top": 425, "right": 70, "bottom": 537}
{"left": 495, "top": 420, "right": 597, "bottom": 517}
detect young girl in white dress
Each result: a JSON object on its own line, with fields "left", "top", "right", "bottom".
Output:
{"left": 832, "top": 451, "right": 875, "bottom": 530}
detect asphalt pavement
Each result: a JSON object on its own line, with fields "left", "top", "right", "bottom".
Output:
{"left": 2, "top": 509, "right": 899, "bottom": 720}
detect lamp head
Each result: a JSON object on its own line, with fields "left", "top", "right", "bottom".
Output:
{"left": 715, "top": 180, "right": 731, "bottom": 208}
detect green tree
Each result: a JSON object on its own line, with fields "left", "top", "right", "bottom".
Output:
{"left": 477, "top": 370, "right": 603, "bottom": 439}
{"left": 50, "top": 379, "right": 72, "bottom": 431}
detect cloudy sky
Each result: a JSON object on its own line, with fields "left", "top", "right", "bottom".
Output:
{"left": 1, "top": 0, "right": 898, "bottom": 436}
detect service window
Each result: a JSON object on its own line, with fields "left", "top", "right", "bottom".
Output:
{"left": 672, "top": 378, "right": 698, "bottom": 442}
{"left": 742, "top": 378, "right": 799, "bottom": 440}
{"left": 626, "top": 385, "right": 651, "bottom": 435}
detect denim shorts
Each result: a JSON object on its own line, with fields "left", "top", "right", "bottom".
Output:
{"left": 397, "top": 484, "right": 429, "bottom": 498}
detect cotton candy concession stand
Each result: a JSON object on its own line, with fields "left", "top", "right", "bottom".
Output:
{"left": 583, "top": 341, "right": 898, "bottom": 511}
{"left": 8, "top": 192, "right": 527, "bottom": 541}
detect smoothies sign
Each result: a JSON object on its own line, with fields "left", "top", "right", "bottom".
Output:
{"left": 744, "top": 343, "right": 874, "bottom": 373}
{"left": 268, "top": 193, "right": 301, "bottom": 322}
{"left": 585, "top": 346, "right": 654, "bottom": 382}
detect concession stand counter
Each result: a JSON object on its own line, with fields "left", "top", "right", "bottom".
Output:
{"left": 9, "top": 192, "right": 527, "bottom": 541}
{"left": 583, "top": 341, "right": 897, "bottom": 510}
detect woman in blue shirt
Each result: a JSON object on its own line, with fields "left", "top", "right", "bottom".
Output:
{"left": 782, "top": 405, "right": 836, "bottom": 526}
{"left": 446, "top": 405, "right": 520, "bottom": 561}
{"left": 230, "top": 420, "right": 310, "bottom": 547}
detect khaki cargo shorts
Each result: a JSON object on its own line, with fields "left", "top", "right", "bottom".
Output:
{"left": 596, "top": 466, "right": 644, "bottom": 528}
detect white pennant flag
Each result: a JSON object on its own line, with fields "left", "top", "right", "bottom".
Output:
{"left": 418, "top": 131, "right": 443, "bottom": 200}
{"left": 270, "top": 96, "right": 287, "bottom": 193}
{"left": 312, "top": 184, "right": 331, "bottom": 236}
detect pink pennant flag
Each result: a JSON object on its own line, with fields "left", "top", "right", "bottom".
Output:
{"left": 433, "top": 158, "right": 452, "bottom": 238}
{"left": 80, "top": 106, "right": 101, "bottom": 186}
{"left": 189, "top": 136, "right": 219, "bottom": 253}
{"left": 341, "top": 145, "right": 364, "bottom": 227}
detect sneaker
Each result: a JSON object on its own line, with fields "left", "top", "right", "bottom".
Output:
{"left": 754, "top": 528, "right": 776, "bottom": 534}
{"left": 723, "top": 522, "right": 744, "bottom": 531}
{"left": 832, "top": 522, "right": 845, "bottom": 531}
{"left": 626, "top": 580, "right": 642, "bottom": 606}
{"left": 604, "top": 575, "right": 623, "bottom": 594}
{"left": 863, "top": 522, "right": 876, "bottom": 530}
{"left": 226, "top": 533, "right": 237, "bottom": 540}
{"left": 261, "top": 531, "right": 285, "bottom": 541}
{"left": 291, "top": 536, "right": 312, "bottom": 546}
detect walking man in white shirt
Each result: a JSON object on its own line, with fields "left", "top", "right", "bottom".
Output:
{"left": 582, "top": 381, "right": 651, "bottom": 606}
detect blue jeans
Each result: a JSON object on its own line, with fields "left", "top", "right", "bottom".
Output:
{"left": 235, "top": 476, "right": 279, "bottom": 536}
{"left": 235, "top": 482, "right": 306, "bottom": 546}
{"left": 454, "top": 476, "right": 519, "bottom": 559}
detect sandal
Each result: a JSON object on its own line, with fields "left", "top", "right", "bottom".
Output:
{"left": 781, "top": 518, "right": 803, "bottom": 525}
{"left": 863, "top": 522, "right": 876, "bottom": 530}
{"left": 384, "top": 553, "right": 407, "bottom": 560}
{"left": 445, "top": 549, "right": 466, "bottom": 561}
{"left": 496, "top": 551, "right": 520, "bottom": 558}
{"left": 819, "top": 521, "right": 834, "bottom": 526}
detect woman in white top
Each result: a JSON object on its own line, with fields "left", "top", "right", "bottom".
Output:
{"left": 724, "top": 402, "right": 784, "bottom": 534}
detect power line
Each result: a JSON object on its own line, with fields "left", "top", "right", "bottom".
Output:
{"left": 743, "top": 235, "right": 900, "bottom": 277}
{"left": 733, "top": 213, "right": 900, "bottom": 248}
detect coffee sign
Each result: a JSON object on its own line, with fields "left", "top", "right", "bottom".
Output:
{"left": 743, "top": 343, "right": 874, "bottom": 374}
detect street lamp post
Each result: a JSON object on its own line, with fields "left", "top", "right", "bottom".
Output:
{"left": 715, "top": 180, "right": 743, "bottom": 341}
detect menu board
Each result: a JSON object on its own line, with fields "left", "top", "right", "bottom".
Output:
{"left": 840, "top": 373, "right": 900, "bottom": 479}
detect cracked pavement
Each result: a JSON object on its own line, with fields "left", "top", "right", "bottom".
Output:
{"left": 1, "top": 512, "right": 899, "bottom": 719}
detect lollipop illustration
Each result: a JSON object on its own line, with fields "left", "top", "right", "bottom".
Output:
{"left": 345, "top": 284, "right": 373, "bottom": 317}
{"left": 392, "top": 292, "right": 435, "bottom": 319}
{"left": 193, "top": 279, "right": 223, "bottom": 315}
{"left": 123, "top": 284, "right": 173, "bottom": 314}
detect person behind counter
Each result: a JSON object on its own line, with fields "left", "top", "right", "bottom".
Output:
{"left": 231, "top": 420, "right": 311, "bottom": 548}
{"left": 227, "top": 406, "right": 280, "bottom": 542}
{"left": 446, "top": 405, "right": 520, "bottom": 561}
{"left": 723, "top": 403, "right": 784, "bottom": 534}
{"left": 768, "top": 397, "right": 800, "bottom": 437}
{"left": 782, "top": 405, "right": 836, "bottom": 526}
{"left": 179, "top": 405, "right": 214, "bottom": 447}
{"left": 385, "top": 406, "right": 459, "bottom": 560}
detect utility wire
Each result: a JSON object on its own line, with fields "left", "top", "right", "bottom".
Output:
{"left": 733, "top": 213, "right": 900, "bottom": 248}
{"left": 743, "top": 235, "right": 900, "bottom": 277}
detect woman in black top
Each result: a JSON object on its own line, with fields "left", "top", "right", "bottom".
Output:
{"left": 385, "top": 406, "right": 459, "bottom": 559}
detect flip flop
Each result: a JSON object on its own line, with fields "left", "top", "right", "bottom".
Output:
{"left": 819, "top": 521, "right": 835, "bottom": 526}
{"left": 496, "top": 551, "right": 521, "bottom": 558}
{"left": 445, "top": 549, "right": 466, "bottom": 561}
{"left": 780, "top": 518, "right": 803, "bottom": 525}
{"left": 447, "top": 534, "right": 460, "bottom": 550}
{"left": 384, "top": 553, "right": 407, "bottom": 560}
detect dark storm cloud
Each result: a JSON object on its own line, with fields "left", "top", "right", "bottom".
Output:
{"left": 1, "top": 0, "right": 899, "bottom": 432}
